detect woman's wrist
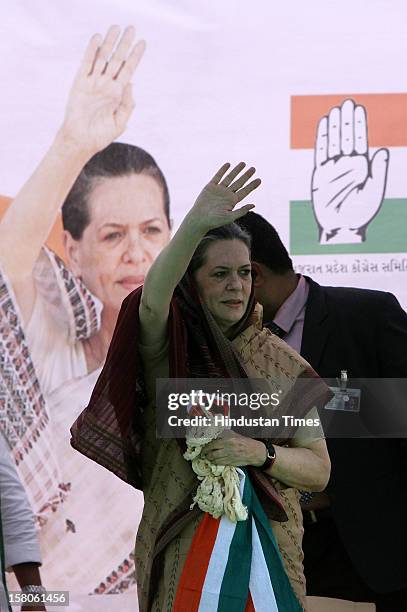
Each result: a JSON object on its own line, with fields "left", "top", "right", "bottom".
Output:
{"left": 181, "top": 210, "right": 209, "bottom": 242}
{"left": 53, "top": 127, "right": 96, "bottom": 165}
{"left": 250, "top": 439, "right": 268, "bottom": 467}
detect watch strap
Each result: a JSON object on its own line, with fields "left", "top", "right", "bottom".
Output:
{"left": 261, "top": 440, "right": 276, "bottom": 471}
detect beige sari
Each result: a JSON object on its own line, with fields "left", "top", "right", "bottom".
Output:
{"left": 136, "top": 305, "right": 326, "bottom": 611}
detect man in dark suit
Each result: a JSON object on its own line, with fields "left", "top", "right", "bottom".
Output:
{"left": 238, "top": 211, "right": 407, "bottom": 612}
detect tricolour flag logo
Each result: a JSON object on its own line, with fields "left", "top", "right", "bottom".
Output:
{"left": 290, "top": 94, "right": 407, "bottom": 254}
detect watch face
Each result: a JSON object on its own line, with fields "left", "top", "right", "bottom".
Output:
{"left": 266, "top": 442, "right": 276, "bottom": 459}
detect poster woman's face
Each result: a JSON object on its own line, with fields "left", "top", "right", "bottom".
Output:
{"left": 65, "top": 173, "right": 171, "bottom": 313}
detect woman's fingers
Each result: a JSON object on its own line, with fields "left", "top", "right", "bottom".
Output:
{"left": 210, "top": 163, "right": 260, "bottom": 199}
{"left": 104, "top": 26, "right": 136, "bottom": 79}
{"left": 231, "top": 203, "right": 256, "bottom": 221}
{"left": 202, "top": 439, "right": 225, "bottom": 455}
{"left": 205, "top": 448, "right": 227, "bottom": 461}
{"left": 93, "top": 25, "right": 121, "bottom": 75}
{"left": 229, "top": 166, "right": 256, "bottom": 192}
{"left": 76, "top": 33, "right": 103, "bottom": 79}
{"left": 115, "top": 39, "right": 146, "bottom": 84}
{"left": 210, "top": 163, "right": 231, "bottom": 184}
{"left": 79, "top": 26, "right": 144, "bottom": 84}
{"left": 210, "top": 456, "right": 228, "bottom": 465}
{"left": 220, "top": 162, "right": 246, "bottom": 187}
{"left": 235, "top": 178, "right": 261, "bottom": 202}
{"left": 200, "top": 163, "right": 260, "bottom": 224}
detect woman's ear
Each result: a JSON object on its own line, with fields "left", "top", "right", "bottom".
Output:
{"left": 63, "top": 230, "right": 82, "bottom": 277}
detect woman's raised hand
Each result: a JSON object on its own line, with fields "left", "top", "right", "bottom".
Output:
{"left": 190, "top": 162, "right": 261, "bottom": 232}
{"left": 59, "top": 26, "right": 145, "bottom": 155}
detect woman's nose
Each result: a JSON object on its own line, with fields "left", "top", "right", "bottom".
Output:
{"left": 122, "top": 233, "right": 146, "bottom": 264}
{"left": 226, "top": 273, "right": 242, "bottom": 290}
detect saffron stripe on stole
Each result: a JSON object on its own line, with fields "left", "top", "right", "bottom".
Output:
{"left": 173, "top": 513, "right": 221, "bottom": 611}
{"left": 245, "top": 591, "right": 255, "bottom": 612}
{"left": 249, "top": 517, "right": 279, "bottom": 612}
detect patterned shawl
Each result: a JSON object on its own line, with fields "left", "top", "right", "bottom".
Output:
{"left": 70, "top": 276, "right": 254, "bottom": 490}
{"left": 0, "top": 248, "right": 100, "bottom": 523}
{"left": 71, "top": 275, "right": 333, "bottom": 611}
{"left": 70, "top": 275, "right": 331, "bottom": 518}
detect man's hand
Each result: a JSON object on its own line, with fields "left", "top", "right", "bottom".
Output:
{"left": 13, "top": 562, "right": 46, "bottom": 611}
{"left": 201, "top": 430, "right": 266, "bottom": 467}
{"left": 311, "top": 98, "right": 389, "bottom": 244}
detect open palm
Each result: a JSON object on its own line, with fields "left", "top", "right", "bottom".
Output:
{"left": 192, "top": 162, "right": 261, "bottom": 231}
{"left": 312, "top": 99, "right": 389, "bottom": 243}
{"left": 62, "top": 26, "right": 145, "bottom": 154}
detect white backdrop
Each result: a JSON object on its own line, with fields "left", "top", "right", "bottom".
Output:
{"left": 1, "top": 2, "right": 406, "bottom": 604}
{"left": 1, "top": 0, "right": 407, "bottom": 305}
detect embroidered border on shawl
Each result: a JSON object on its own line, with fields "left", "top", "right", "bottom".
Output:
{"left": 0, "top": 249, "right": 101, "bottom": 523}
{"left": 44, "top": 247, "right": 101, "bottom": 342}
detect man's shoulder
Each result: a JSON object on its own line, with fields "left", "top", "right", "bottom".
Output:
{"left": 308, "top": 278, "right": 397, "bottom": 309}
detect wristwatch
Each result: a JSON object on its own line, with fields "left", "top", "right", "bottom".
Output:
{"left": 261, "top": 440, "right": 276, "bottom": 470}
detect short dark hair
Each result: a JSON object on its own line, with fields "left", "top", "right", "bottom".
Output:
{"left": 62, "top": 142, "right": 170, "bottom": 240}
{"left": 188, "top": 223, "right": 251, "bottom": 275}
{"left": 237, "top": 211, "right": 293, "bottom": 274}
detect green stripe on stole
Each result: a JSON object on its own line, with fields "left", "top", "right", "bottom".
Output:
{"left": 251, "top": 479, "right": 303, "bottom": 612}
{"left": 217, "top": 470, "right": 252, "bottom": 611}
{"left": 217, "top": 470, "right": 303, "bottom": 612}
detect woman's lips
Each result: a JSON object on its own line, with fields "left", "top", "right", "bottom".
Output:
{"left": 222, "top": 300, "right": 243, "bottom": 309}
{"left": 118, "top": 276, "right": 145, "bottom": 291}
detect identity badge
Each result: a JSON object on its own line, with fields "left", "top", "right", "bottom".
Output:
{"left": 325, "top": 387, "right": 361, "bottom": 412}
{"left": 324, "top": 370, "right": 361, "bottom": 412}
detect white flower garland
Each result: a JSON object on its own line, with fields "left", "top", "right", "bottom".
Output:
{"left": 184, "top": 423, "right": 248, "bottom": 522}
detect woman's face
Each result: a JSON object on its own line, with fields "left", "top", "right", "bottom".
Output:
{"left": 65, "top": 173, "right": 171, "bottom": 313}
{"left": 194, "top": 239, "right": 252, "bottom": 332}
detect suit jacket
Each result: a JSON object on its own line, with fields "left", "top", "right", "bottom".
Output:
{"left": 300, "top": 277, "right": 407, "bottom": 593}
{"left": 0, "top": 432, "right": 42, "bottom": 610}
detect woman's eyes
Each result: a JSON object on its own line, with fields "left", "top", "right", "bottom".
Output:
{"left": 102, "top": 226, "right": 162, "bottom": 242}
{"left": 143, "top": 226, "right": 162, "bottom": 235}
{"left": 103, "top": 231, "right": 123, "bottom": 242}
{"left": 213, "top": 269, "right": 251, "bottom": 278}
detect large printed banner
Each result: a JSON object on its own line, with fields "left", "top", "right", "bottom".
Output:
{"left": 0, "top": 1, "right": 406, "bottom": 608}
{"left": 290, "top": 94, "right": 407, "bottom": 285}
{"left": 291, "top": 94, "right": 407, "bottom": 255}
